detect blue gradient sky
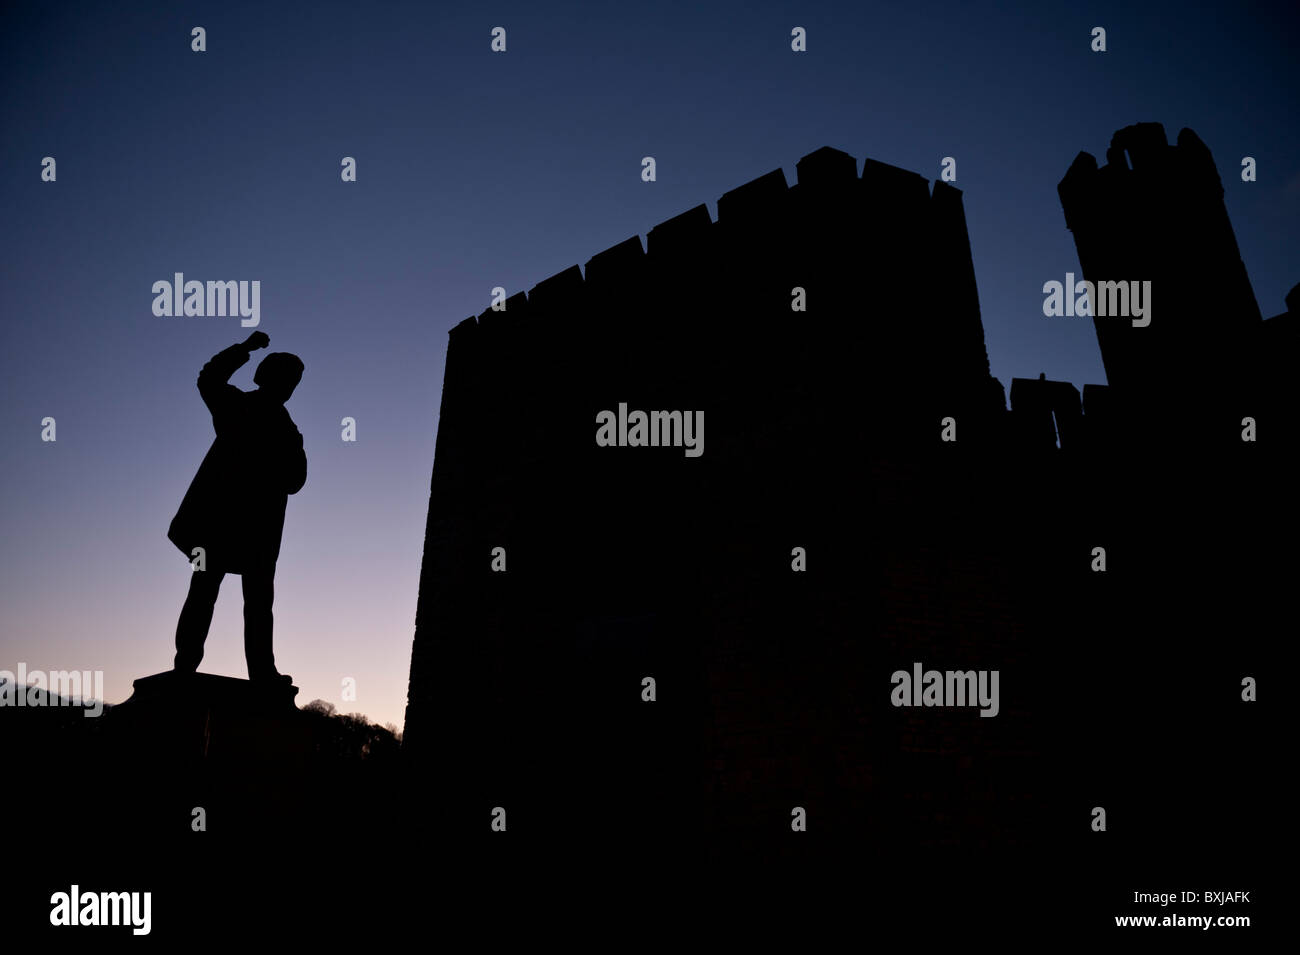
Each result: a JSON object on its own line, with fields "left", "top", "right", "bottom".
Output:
{"left": 2, "top": 0, "right": 1297, "bottom": 729}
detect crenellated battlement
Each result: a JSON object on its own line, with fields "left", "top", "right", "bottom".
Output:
{"left": 1059, "top": 123, "right": 1223, "bottom": 234}
{"left": 447, "top": 146, "right": 989, "bottom": 361}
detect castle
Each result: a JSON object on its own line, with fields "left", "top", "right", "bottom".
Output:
{"left": 402, "top": 125, "right": 1288, "bottom": 868}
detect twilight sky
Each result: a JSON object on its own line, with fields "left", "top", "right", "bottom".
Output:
{"left": 2, "top": 0, "right": 1297, "bottom": 729}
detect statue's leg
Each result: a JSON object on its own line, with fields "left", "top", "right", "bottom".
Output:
{"left": 174, "top": 568, "right": 225, "bottom": 671}
{"left": 242, "top": 565, "right": 279, "bottom": 680}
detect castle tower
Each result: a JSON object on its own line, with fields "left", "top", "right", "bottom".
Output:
{"left": 402, "top": 147, "right": 1020, "bottom": 846}
{"left": 1057, "top": 124, "right": 1261, "bottom": 399}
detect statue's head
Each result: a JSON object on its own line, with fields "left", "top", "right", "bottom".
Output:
{"left": 254, "top": 352, "right": 304, "bottom": 403}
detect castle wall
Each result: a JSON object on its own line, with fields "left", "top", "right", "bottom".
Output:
{"left": 402, "top": 138, "right": 1285, "bottom": 860}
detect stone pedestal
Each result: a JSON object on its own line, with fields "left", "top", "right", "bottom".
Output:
{"left": 110, "top": 670, "right": 308, "bottom": 764}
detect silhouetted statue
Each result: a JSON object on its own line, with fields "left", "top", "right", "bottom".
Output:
{"left": 167, "top": 331, "right": 306, "bottom": 683}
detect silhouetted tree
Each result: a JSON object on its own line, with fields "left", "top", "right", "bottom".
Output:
{"left": 297, "top": 703, "right": 401, "bottom": 762}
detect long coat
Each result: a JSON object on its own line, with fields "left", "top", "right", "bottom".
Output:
{"left": 168, "top": 344, "right": 307, "bottom": 574}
